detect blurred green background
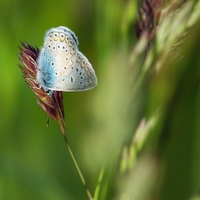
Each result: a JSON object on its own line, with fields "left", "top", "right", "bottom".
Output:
{"left": 0, "top": 0, "right": 99, "bottom": 199}
{"left": 1, "top": 0, "right": 200, "bottom": 199}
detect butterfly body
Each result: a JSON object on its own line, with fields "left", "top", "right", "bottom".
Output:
{"left": 36, "top": 26, "right": 97, "bottom": 94}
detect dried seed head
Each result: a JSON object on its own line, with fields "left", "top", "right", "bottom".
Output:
{"left": 135, "top": 0, "right": 163, "bottom": 39}
{"left": 18, "top": 43, "right": 66, "bottom": 135}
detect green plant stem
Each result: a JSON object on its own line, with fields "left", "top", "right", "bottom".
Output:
{"left": 56, "top": 99, "right": 93, "bottom": 199}
{"left": 63, "top": 135, "right": 93, "bottom": 200}
{"left": 94, "top": 166, "right": 105, "bottom": 200}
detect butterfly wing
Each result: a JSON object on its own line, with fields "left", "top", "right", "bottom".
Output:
{"left": 36, "top": 27, "right": 78, "bottom": 91}
{"left": 37, "top": 27, "right": 97, "bottom": 92}
{"left": 52, "top": 51, "right": 97, "bottom": 91}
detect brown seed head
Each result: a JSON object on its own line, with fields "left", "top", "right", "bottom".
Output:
{"left": 18, "top": 43, "right": 66, "bottom": 135}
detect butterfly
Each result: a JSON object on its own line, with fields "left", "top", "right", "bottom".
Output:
{"left": 36, "top": 26, "right": 97, "bottom": 95}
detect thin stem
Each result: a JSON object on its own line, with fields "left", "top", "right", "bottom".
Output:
{"left": 63, "top": 134, "right": 94, "bottom": 200}
{"left": 94, "top": 166, "right": 105, "bottom": 200}
{"left": 55, "top": 96, "right": 93, "bottom": 199}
